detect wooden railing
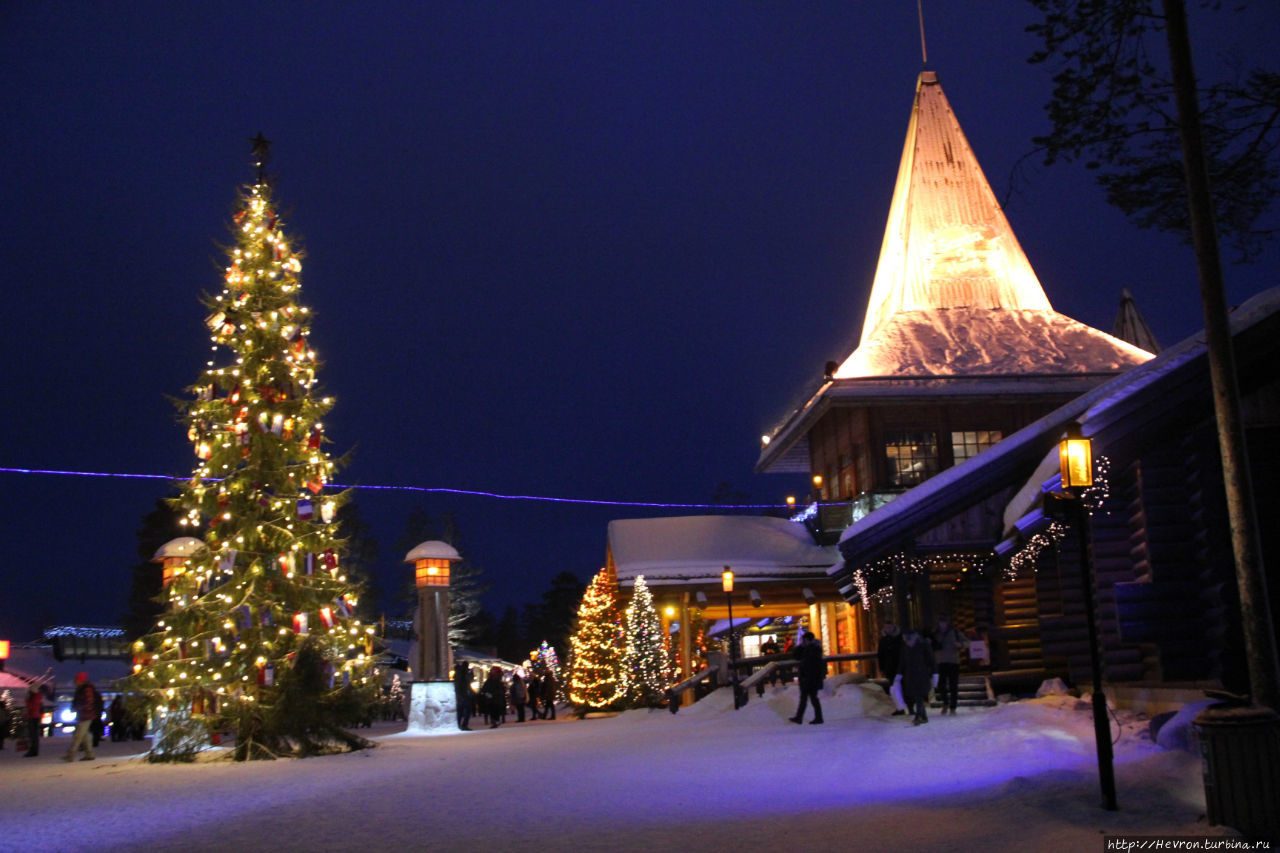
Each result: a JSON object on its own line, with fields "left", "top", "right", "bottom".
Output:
{"left": 665, "top": 652, "right": 881, "bottom": 712}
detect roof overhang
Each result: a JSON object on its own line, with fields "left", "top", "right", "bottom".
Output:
{"left": 756, "top": 373, "right": 1112, "bottom": 475}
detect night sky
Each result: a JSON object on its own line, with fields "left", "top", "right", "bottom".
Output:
{"left": 2, "top": 3, "right": 1276, "bottom": 642}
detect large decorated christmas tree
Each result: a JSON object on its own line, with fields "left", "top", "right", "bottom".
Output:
{"left": 566, "top": 567, "right": 624, "bottom": 712}
{"left": 620, "top": 575, "right": 671, "bottom": 707}
{"left": 130, "top": 135, "right": 377, "bottom": 760}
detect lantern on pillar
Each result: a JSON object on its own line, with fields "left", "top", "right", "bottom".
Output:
{"left": 405, "top": 540, "right": 462, "bottom": 682}
{"left": 153, "top": 537, "right": 206, "bottom": 588}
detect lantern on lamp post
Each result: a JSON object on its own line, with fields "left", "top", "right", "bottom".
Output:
{"left": 723, "top": 567, "right": 744, "bottom": 710}
{"left": 405, "top": 540, "right": 461, "bottom": 682}
{"left": 153, "top": 537, "right": 206, "bottom": 589}
{"left": 1051, "top": 423, "right": 1117, "bottom": 811}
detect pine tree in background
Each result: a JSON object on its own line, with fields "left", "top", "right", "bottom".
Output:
{"left": 566, "top": 567, "right": 624, "bottom": 712}
{"left": 129, "top": 135, "right": 376, "bottom": 761}
{"left": 620, "top": 575, "right": 671, "bottom": 707}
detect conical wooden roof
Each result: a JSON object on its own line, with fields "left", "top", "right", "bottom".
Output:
{"left": 1112, "top": 288, "right": 1162, "bottom": 354}
{"left": 835, "top": 72, "right": 1152, "bottom": 378}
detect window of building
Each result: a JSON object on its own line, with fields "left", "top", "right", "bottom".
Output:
{"left": 951, "top": 430, "right": 1003, "bottom": 464}
{"left": 884, "top": 431, "right": 939, "bottom": 487}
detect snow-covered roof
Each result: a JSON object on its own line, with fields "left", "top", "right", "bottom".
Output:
{"left": 837, "top": 307, "right": 1153, "bottom": 377}
{"left": 404, "top": 540, "right": 461, "bottom": 562}
{"left": 608, "top": 515, "right": 837, "bottom": 585}
{"left": 3, "top": 646, "right": 133, "bottom": 694}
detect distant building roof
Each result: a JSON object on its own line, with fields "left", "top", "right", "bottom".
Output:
{"left": 609, "top": 515, "right": 837, "bottom": 585}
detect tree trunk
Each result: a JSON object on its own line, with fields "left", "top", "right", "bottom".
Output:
{"left": 1162, "top": 0, "right": 1280, "bottom": 711}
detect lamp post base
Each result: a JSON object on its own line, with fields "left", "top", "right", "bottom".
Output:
{"left": 407, "top": 681, "right": 460, "bottom": 734}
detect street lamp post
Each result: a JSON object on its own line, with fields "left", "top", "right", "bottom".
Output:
{"left": 722, "top": 567, "right": 743, "bottom": 710}
{"left": 1054, "top": 424, "right": 1118, "bottom": 811}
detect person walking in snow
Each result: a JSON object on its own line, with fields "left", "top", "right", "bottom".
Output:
{"left": 932, "top": 616, "right": 967, "bottom": 715}
{"left": 63, "top": 672, "right": 98, "bottom": 761}
{"left": 788, "top": 631, "right": 825, "bottom": 725}
{"left": 877, "top": 621, "right": 907, "bottom": 716}
{"left": 897, "top": 628, "right": 935, "bottom": 725}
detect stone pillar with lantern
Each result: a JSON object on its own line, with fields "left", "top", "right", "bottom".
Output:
{"left": 153, "top": 537, "right": 206, "bottom": 589}
{"left": 404, "top": 540, "right": 461, "bottom": 732}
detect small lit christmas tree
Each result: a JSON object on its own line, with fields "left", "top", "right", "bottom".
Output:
{"left": 129, "top": 135, "right": 377, "bottom": 760}
{"left": 620, "top": 575, "right": 671, "bottom": 707}
{"left": 567, "top": 567, "right": 624, "bottom": 712}
{"left": 533, "top": 640, "right": 560, "bottom": 676}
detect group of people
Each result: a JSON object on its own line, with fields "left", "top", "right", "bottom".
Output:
{"left": 452, "top": 661, "right": 559, "bottom": 731}
{"left": 877, "top": 617, "right": 969, "bottom": 725}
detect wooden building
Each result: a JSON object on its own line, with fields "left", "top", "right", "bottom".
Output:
{"left": 833, "top": 286, "right": 1280, "bottom": 703}
{"left": 607, "top": 515, "right": 859, "bottom": 683}
{"left": 755, "top": 71, "right": 1153, "bottom": 641}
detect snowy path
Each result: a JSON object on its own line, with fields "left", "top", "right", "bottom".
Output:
{"left": 0, "top": 684, "right": 1231, "bottom": 852}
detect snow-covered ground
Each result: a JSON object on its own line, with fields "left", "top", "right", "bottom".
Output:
{"left": 0, "top": 679, "right": 1234, "bottom": 852}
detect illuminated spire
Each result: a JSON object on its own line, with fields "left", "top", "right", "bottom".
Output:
{"left": 836, "top": 72, "right": 1152, "bottom": 378}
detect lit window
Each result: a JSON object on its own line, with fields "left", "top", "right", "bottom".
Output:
{"left": 951, "top": 430, "right": 1003, "bottom": 464}
{"left": 884, "top": 432, "right": 939, "bottom": 487}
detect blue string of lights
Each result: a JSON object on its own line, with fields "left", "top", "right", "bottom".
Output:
{"left": 0, "top": 466, "right": 787, "bottom": 510}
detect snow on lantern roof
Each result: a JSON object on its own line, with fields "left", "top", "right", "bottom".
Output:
{"left": 153, "top": 537, "right": 205, "bottom": 560}
{"left": 404, "top": 540, "right": 461, "bottom": 563}
{"left": 608, "top": 515, "right": 837, "bottom": 585}
{"left": 833, "top": 71, "right": 1152, "bottom": 379}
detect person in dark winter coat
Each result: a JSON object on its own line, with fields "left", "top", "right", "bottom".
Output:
{"left": 526, "top": 673, "right": 541, "bottom": 720}
{"left": 788, "top": 631, "right": 825, "bottom": 725}
{"left": 539, "top": 670, "right": 558, "bottom": 719}
{"left": 453, "top": 660, "right": 474, "bottom": 730}
{"left": 481, "top": 666, "right": 506, "bottom": 728}
{"left": 932, "top": 617, "right": 967, "bottom": 715}
{"left": 24, "top": 689, "right": 43, "bottom": 757}
{"left": 897, "top": 628, "right": 935, "bottom": 725}
{"left": 877, "top": 622, "right": 908, "bottom": 715}
{"left": 510, "top": 672, "right": 528, "bottom": 722}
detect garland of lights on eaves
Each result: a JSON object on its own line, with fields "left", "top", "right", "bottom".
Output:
{"left": 852, "top": 456, "right": 1113, "bottom": 601}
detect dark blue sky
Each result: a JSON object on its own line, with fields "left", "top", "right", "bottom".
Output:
{"left": 2, "top": 3, "right": 1276, "bottom": 641}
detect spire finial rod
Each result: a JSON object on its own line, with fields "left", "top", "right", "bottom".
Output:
{"left": 249, "top": 132, "right": 272, "bottom": 185}
{"left": 917, "top": 0, "right": 928, "bottom": 66}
